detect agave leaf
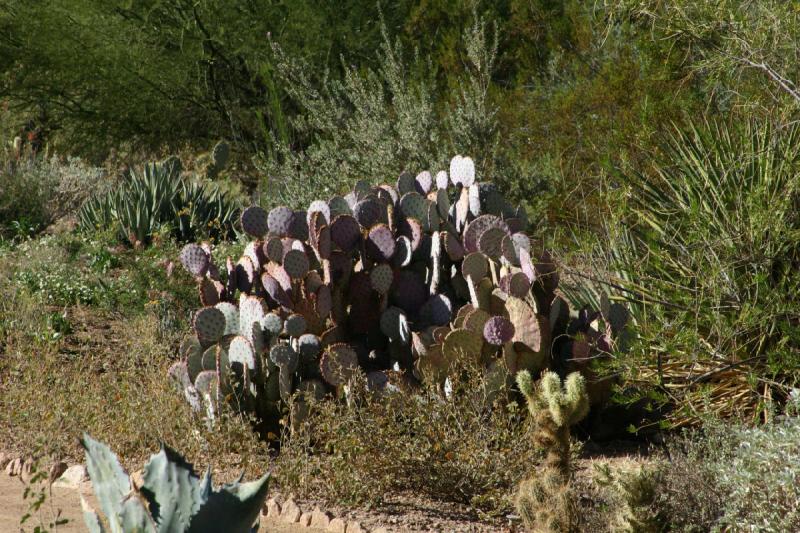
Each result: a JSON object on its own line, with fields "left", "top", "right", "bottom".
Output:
{"left": 81, "top": 497, "right": 107, "bottom": 533}
{"left": 81, "top": 433, "right": 132, "bottom": 530}
{"left": 188, "top": 474, "right": 270, "bottom": 533}
{"left": 140, "top": 445, "right": 203, "bottom": 533}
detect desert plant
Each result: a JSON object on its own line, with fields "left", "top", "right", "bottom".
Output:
{"left": 596, "top": 117, "right": 800, "bottom": 425}
{"left": 78, "top": 157, "right": 239, "bottom": 246}
{"left": 515, "top": 370, "right": 589, "bottom": 533}
{"left": 170, "top": 155, "right": 629, "bottom": 437}
{"left": 80, "top": 434, "right": 270, "bottom": 533}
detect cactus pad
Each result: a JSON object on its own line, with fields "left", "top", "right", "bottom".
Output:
{"left": 442, "top": 328, "right": 483, "bottom": 362}
{"left": 398, "top": 216, "right": 423, "bottom": 251}
{"left": 464, "top": 307, "right": 491, "bottom": 334}
{"left": 241, "top": 206, "right": 269, "bottom": 238}
{"left": 270, "top": 344, "right": 299, "bottom": 373}
{"left": 330, "top": 214, "right": 362, "bottom": 252}
{"left": 477, "top": 226, "right": 507, "bottom": 259}
{"left": 180, "top": 244, "right": 210, "bottom": 277}
{"left": 264, "top": 237, "right": 284, "bottom": 263}
{"left": 483, "top": 316, "right": 516, "bottom": 345}
{"left": 354, "top": 198, "right": 384, "bottom": 229}
{"left": 397, "top": 171, "right": 416, "bottom": 195}
{"left": 235, "top": 256, "right": 256, "bottom": 293}
{"left": 393, "top": 236, "right": 413, "bottom": 267}
{"left": 506, "top": 296, "right": 545, "bottom": 353}
{"left": 449, "top": 155, "right": 475, "bottom": 187}
{"left": 261, "top": 312, "right": 284, "bottom": 337}
{"left": 267, "top": 206, "right": 293, "bottom": 236}
{"left": 261, "top": 273, "right": 291, "bottom": 309}
{"left": 415, "top": 171, "right": 433, "bottom": 194}
{"left": 419, "top": 294, "right": 453, "bottom": 326}
{"left": 328, "top": 195, "right": 352, "bottom": 217}
{"left": 380, "top": 306, "right": 411, "bottom": 343}
{"left": 391, "top": 270, "right": 428, "bottom": 314}
{"left": 283, "top": 249, "right": 310, "bottom": 279}
{"left": 229, "top": 336, "right": 257, "bottom": 372}
{"left": 199, "top": 277, "right": 222, "bottom": 306}
{"left": 315, "top": 285, "right": 333, "bottom": 318}
{"left": 288, "top": 210, "right": 309, "bottom": 241}
{"left": 399, "top": 192, "right": 427, "bottom": 223}
{"left": 319, "top": 343, "right": 359, "bottom": 386}
{"left": 462, "top": 252, "right": 489, "bottom": 281}
{"left": 463, "top": 215, "right": 509, "bottom": 254}
{"left": 378, "top": 184, "right": 399, "bottom": 206}
{"left": 297, "top": 334, "right": 322, "bottom": 359}
{"left": 370, "top": 263, "right": 395, "bottom": 294}
{"left": 284, "top": 314, "right": 307, "bottom": 338}
{"left": 307, "top": 200, "right": 330, "bottom": 225}
{"left": 366, "top": 224, "right": 396, "bottom": 261}
{"left": 194, "top": 370, "right": 219, "bottom": 398}
{"left": 194, "top": 307, "right": 226, "bottom": 345}
{"left": 432, "top": 170, "right": 447, "bottom": 190}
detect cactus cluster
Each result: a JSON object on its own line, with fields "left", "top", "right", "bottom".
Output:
{"left": 170, "top": 155, "right": 629, "bottom": 432}
{"left": 80, "top": 434, "right": 269, "bottom": 533}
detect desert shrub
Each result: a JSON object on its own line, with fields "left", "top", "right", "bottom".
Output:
{"left": 573, "top": 118, "right": 800, "bottom": 425}
{"left": 275, "top": 362, "right": 536, "bottom": 512}
{"left": 256, "top": 15, "right": 507, "bottom": 209}
{"left": 78, "top": 158, "right": 240, "bottom": 246}
{"left": 0, "top": 153, "right": 107, "bottom": 239}
{"left": 651, "top": 411, "right": 800, "bottom": 532}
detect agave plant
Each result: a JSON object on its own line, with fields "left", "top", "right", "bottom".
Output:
{"left": 78, "top": 146, "right": 239, "bottom": 246}
{"left": 169, "top": 155, "right": 629, "bottom": 434}
{"left": 80, "top": 434, "right": 269, "bottom": 533}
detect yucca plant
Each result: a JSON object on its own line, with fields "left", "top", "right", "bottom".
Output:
{"left": 601, "top": 118, "right": 800, "bottom": 424}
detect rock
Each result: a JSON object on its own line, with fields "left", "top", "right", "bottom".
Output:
{"left": 20, "top": 460, "right": 33, "bottom": 482}
{"left": 48, "top": 461, "right": 68, "bottom": 485}
{"left": 266, "top": 498, "right": 281, "bottom": 519}
{"left": 311, "top": 507, "right": 331, "bottom": 529}
{"left": 130, "top": 469, "right": 144, "bottom": 490}
{"left": 281, "top": 498, "right": 302, "bottom": 523}
{"left": 299, "top": 512, "right": 312, "bottom": 527}
{"left": 347, "top": 520, "right": 365, "bottom": 533}
{"left": 53, "top": 465, "right": 88, "bottom": 488}
{"left": 327, "top": 517, "right": 347, "bottom": 533}
{"left": 0, "top": 452, "right": 9, "bottom": 470}
{"left": 5, "top": 457, "right": 22, "bottom": 476}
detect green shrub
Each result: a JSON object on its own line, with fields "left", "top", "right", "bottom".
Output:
{"left": 78, "top": 158, "right": 240, "bottom": 246}
{"left": 256, "top": 15, "right": 505, "bottom": 209}
{"left": 580, "top": 118, "right": 800, "bottom": 424}
{"left": 0, "top": 154, "right": 105, "bottom": 239}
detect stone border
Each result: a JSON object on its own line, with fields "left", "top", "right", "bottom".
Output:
{"left": 261, "top": 496, "right": 386, "bottom": 533}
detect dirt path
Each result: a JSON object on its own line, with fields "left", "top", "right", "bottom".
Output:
{"left": 0, "top": 473, "right": 320, "bottom": 533}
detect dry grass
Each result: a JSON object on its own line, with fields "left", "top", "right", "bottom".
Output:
{"left": 0, "top": 255, "right": 268, "bottom": 480}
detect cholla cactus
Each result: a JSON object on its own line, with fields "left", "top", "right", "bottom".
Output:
{"left": 515, "top": 370, "right": 589, "bottom": 533}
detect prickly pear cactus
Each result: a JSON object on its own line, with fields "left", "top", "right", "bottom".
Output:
{"left": 170, "top": 155, "right": 629, "bottom": 435}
